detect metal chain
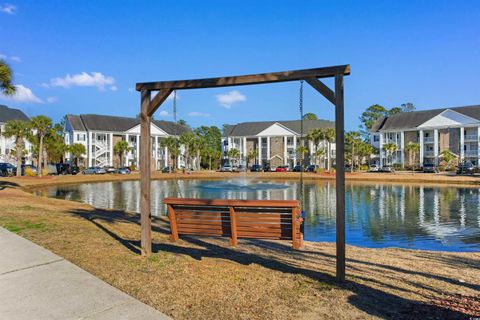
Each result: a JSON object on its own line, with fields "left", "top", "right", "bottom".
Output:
{"left": 299, "top": 81, "right": 305, "bottom": 211}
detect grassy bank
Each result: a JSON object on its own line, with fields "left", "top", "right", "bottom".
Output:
{"left": 0, "top": 180, "right": 479, "bottom": 319}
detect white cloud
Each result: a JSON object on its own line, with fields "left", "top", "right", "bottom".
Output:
{"left": 128, "top": 87, "right": 134, "bottom": 92}
{"left": 1, "top": 84, "right": 43, "bottom": 104}
{"left": 158, "top": 110, "right": 169, "bottom": 117}
{"left": 0, "top": 3, "right": 16, "bottom": 15}
{"left": 46, "top": 96, "right": 58, "bottom": 103}
{"left": 0, "top": 53, "right": 21, "bottom": 63}
{"left": 188, "top": 111, "right": 210, "bottom": 117}
{"left": 49, "top": 72, "right": 116, "bottom": 91}
{"left": 215, "top": 90, "right": 246, "bottom": 109}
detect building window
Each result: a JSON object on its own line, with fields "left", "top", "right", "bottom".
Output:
{"left": 373, "top": 135, "right": 380, "bottom": 142}
{"left": 76, "top": 133, "right": 85, "bottom": 141}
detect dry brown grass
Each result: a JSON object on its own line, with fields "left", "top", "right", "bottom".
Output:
{"left": 0, "top": 180, "right": 479, "bottom": 319}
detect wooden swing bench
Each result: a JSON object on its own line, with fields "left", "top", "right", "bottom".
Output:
{"left": 163, "top": 198, "right": 304, "bottom": 249}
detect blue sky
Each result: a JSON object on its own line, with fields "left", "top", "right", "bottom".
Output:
{"left": 1, "top": 0, "right": 479, "bottom": 131}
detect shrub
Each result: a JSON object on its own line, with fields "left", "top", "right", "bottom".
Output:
{"left": 316, "top": 168, "right": 325, "bottom": 174}
{"left": 42, "top": 168, "right": 49, "bottom": 176}
{"left": 24, "top": 167, "right": 36, "bottom": 177}
{"left": 129, "top": 164, "right": 136, "bottom": 172}
{"left": 359, "top": 165, "right": 369, "bottom": 171}
{"left": 393, "top": 163, "right": 403, "bottom": 170}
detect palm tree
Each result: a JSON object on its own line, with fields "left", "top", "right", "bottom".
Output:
{"left": 307, "top": 128, "right": 325, "bottom": 166}
{"left": 405, "top": 142, "right": 420, "bottom": 172}
{"left": 160, "top": 137, "right": 180, "bottom": 170}
{"left": 345, "top": 131, "right": 361, "bottom": 172}
{"left": 314, "top": 148, "right": 326, "bottom": 168}
{"left": 247, "top": 149, "right": 258, "bottom": 166}
{"left": 296, "top": 145, "right": 309, "bottom": 165}
{"left": 69, "top": 143, "right": 86, "bottom": 166}
{"left": 228, "top": 148, "right": 240, "bottom": 166}
{"left": 383, "top": 143, "right": 398, "bottom": 165}
{"left": 44, "top": 123, "right": 68, "bottom": 164}
{"left": 30, "top": 115, "right": 52, "bottom": 177}
{"left": 179, "top": 132, "right": 198, "bottom": 171}
{"left": 323, "top": 128, "right": 336, "bottom": 171}
{"left": 0, "top": 60, "right": 15, "bottom": 96}
{"left": 114, "top": 140, "right": 131, "bottom": 167}
{"left": 2, "top": 120, "right": 30, "bottom": 176}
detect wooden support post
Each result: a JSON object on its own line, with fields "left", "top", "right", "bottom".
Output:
{"left": 229, "top": 206, "right": 238, "bottom": 246}
{"left": 140, "top": 89, "right": 152, "bottom": 256}
{"left": 292, "top": 207, "right": 299, "bottom": 250}
{"left": 335, "top": 74, "right": 346, "bottom": 282}
{"left": 167, "top": 204, "right": 179, "bottom": 241}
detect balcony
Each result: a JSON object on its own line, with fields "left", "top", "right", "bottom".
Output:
{"left": 424, "top": 150, "right": 435, "bottom": 157}
{"left": 423, "top": 137, "right": 434, "bottom": 143}
{"left": 465, "top": 150, "right": 478, "bottom": 157}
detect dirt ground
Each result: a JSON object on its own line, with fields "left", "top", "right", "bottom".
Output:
{"left": 0, "top": 174, "right": 479, "bottom": 319}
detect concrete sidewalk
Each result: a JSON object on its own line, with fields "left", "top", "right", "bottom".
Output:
{"left": 0, "top": 227, "right": 170, "bottom": 320}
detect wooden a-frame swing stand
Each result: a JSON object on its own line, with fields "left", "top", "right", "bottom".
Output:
{"left": 136, "top": 64, "right": 350, "bottom": 281}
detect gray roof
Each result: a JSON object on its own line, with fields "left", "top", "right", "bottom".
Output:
{"left": 0, "top": 105, "right": 29, "bottom": 123}
{"left": 371, "top": 105, "right": 480, "bottom": 132}
{"left": 224, "top": 119, "right": 334, "bottom": 136}
{"left": 66, "top": 114, "right": 190, "bottom": 135}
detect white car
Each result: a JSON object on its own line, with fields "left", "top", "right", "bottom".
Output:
{"left": 220, "top": 164, "right": 233, "bottom": 172}
{"left": 369, "top": 164, "right": 380, "bottom": 172}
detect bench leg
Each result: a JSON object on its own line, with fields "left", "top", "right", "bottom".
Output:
{"left": 167, "top": 205, "right": 179, "bottom": 242}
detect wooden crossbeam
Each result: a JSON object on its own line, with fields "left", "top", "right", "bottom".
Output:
{"left": 136, "top": 65, "right": 350, "bottom": 91}
{"left": 305, "top": 78, "right": 335, "bottom": 105}
{"left": 148, "top": 89, "right": 173, "bottom": 116}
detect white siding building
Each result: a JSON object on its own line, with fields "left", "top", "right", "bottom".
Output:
{"left": 0, "top": 105, "right": 33, "bottom": 165}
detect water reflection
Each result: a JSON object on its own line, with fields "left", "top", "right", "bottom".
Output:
{"left": 34, "top": 179, "right": 480, "bottom": 252}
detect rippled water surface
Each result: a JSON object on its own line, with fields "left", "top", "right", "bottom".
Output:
{"left": 34, "top": 179, "right": 480, "bottom": 252}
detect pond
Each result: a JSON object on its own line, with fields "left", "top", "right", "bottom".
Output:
{"left": 33, "top": 179, "right": 480, "bottom": 252}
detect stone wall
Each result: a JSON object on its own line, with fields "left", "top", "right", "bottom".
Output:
{"left": 270, "top": 137, "right": 284, "bottom": 166}
{"left": 449, "top": 128, "right": 460, "bottom": 155}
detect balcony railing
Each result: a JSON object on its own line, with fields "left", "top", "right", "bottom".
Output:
{"left": 465, "top": 150, "right": 478, "bottom": 157}
{"left": 424, "top": 151, "right": 435, "bottom": 157}
{"left": 464, "top": 134, "right": 478, "bottom": 142}
{"left": 423, "top": 137, "right": 434, "bottom": 143}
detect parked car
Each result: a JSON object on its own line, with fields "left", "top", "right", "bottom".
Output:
{"left": 104, "top": 166, "right": 117, "bottom": 174}
{"left": 220, "top": 164, "right": 233, "bottom": 172}
{"left": 457, "top": 161, "right": 475, "bottom": 175}
{"left": 292, "top": 165, "right": 304, "bottom": 172}
{"left": 263, "top": 164, "right": 271, "bottom": 172}
{"left": 82, "top": 166, "right": 106, "bottom": 175}
{"left": 21, "top": 164, "right": 38, "bottom": 176}
{"left": 306, "top": 164, "right": 317, "bottom": 172}
{"left": 250, "top": 164, "right": 262, "bottom": 172}
{"left": 380, "top": 166, "right": 395, "bottom": 173}
{"left": 276, "top": 166, "right": 288, "bottom": 172}
{"left": 117, "top": 167, "right": 131, "bottom": 174}
{"left": 423, "top": 163, "right": 439, "bottom": 173}
{"left": 368, "top": 164, "right": 380, "bottom": 172}
{"left": 0, "top": 163, "right": 16, "bottom": 177}
{"left": 234, "top": 165, "right": 247, "bottom": 172}
{"left": 56, "top": 163, "right": 79, "bottom": 175}
{"left": 162, "top": 166, "right": 174, "bottom": 173}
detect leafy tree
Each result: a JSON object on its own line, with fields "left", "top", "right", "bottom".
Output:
{"left": 160, "top": 137, "right": 180, "bottom": 170}
{"left": 383, "top": 143, "right": 398, "bottom": 165}
{"left": 195, "top": 126, "right": 221, "bottom": 170}
{"left": 323, "top": 128, "right": 336, "bottom": 171}
{"left": 2, "top": 120, "right": 30, "bottom": 176}
{"left": 44, "top": 123, "right": 67, "bottom": 164}
{"left": 405, "top": 142, "right": 420, "bottom": 171}
{"left": 357, "top": 142, "right": 376, "bottom": 166}
{"left": 345, "top": 131, "right": 362, "bottom": 172}
{"left": 69, "top": 143, "right": 86, "bottom": 166}
{"left": 227, "top": 148, "right": 240, "bottom": 165}
{"left": 114, "top": 140, "right": 131, "bottom": 167}
{"left": 177, "top": 119, "right": 187, "bottom": 126}
{"left": 179, "top": 132, "right": 198, "bottom": 170}
{"left": 401, "top": 102, "right": 415, "bottom": 113}
{"left": 30, "top": 115, "right": 52, "bottom": 177}
{"left": 303, "top": 113, "right": 318, "bottom": 120}
{"left": 359, "top": 104, "right": 388, "bottom": 134}
{"left": 388, "top": 107, "right": 402, "bottom": 115}
{"left": 0, "top": 60, "right": 15, "bottom": 95}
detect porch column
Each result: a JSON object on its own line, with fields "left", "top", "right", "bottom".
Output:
{"left": 309, "top": 140, "right": 314, "bottom": 165}
{"left": 379, "top": 133, "right": 384, "bottom": 167}
{"left": 109, "top": 133, "right": 114, "bottom": 166}
{"left": 258, "top": 136, "right": 262, "bottom": 165}
{"left": 293, "top": 136, "right": 297, "bottom": 165}
{"left": 154, "top": 136, "right": 159, "bottom": 169}
{"left": 460, "top": 127, "right": 465, "bottom": 162}
{"left": 88, "top": 132, "right": 93, "bottom": 167}
{"left": 164, "top": 146, "right": 168, "bottom": 168}
{"left": 283, "top": 136, "right": 288, "bottom": 165}
{"left": 125, "top": 134, "right": 129, "bottom": 166}
{"left": 433, "top": 129, "right": 439, "bottom": 165}
{"left": 419, "top": 130, "right": 424, "bottom": 166}
{"left": 266, "top": 136, "right": 271, "bottom": 163}
{"left": 400, "top": 131, "right": 405, "bottom": 166}
{"left": 243, "top": 136, "right": 247, "bottom": 164}
{"left": 136, "top": 134, "right": 140, "bottom": 168}
{"left": 477, "top": 127, "right": 480, "bottom": 164}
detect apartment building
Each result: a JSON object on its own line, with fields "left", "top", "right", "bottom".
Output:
{"left": 64, "top": 114, "right": 190, "bottom": 169}
{"left": 222, "top": 119, "right": 335, "bottom": 167}
{"left": 370, "top": 105, "right": 480, "bottom": 166}
{"left": 0, "top": 105, "right": 33, "bottom": 165}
